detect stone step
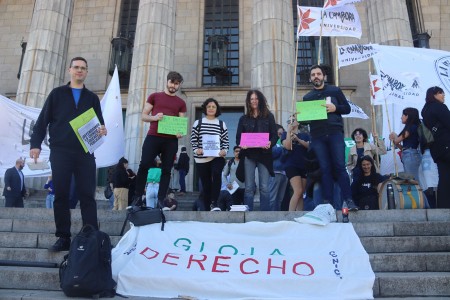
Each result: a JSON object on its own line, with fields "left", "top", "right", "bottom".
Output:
{"left": 0, "top": 291, "right": 447, "bottom": 300}
{"left": 2, "top": 247, "right": 449, "bottom": 273}
{"left": 0, "top": 267, "right": 449, "bottom": 297}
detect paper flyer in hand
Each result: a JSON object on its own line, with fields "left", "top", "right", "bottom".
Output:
{"left": 69, "top": 108, "right": 104, "bottom": 153}
{"left": 26, "top": 161, "right": 50, "bottom": 170}
{"left": 226, "top": 181, "right": 240, "bottom": 195}
{"left": 202, "top": 134, "right": 220, "bottom": 157}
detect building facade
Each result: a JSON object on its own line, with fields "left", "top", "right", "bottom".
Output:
{"left": 1, "top": 0, "right": 449, "bottom": 190}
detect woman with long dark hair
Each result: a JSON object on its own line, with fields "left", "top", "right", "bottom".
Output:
{"left": 113, "top": 157, "right": 131, "bottom": 210}
{"left": 236, "top": 89, "right": 278, "bottom": 211}
{"left": 351, "top": 155, "right": 384, "bottom": 210}
{"left": 422, "top": 86, "right": 450, "bottom": 208}
{"left": 389, "top": 107, "right": 422, "bottom": 184}
{"left": 190, "top": 98, "right": 229, "bottom": 210}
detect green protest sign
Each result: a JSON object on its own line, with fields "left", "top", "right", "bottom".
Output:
{"left": 296, "top": 100, "right": 327, "bottom": 122}
{"left": 344, "top": 137, "right": 355, "bottom": 164}
{"left": 157, "top": 116, "right": 188, "bottom": 135}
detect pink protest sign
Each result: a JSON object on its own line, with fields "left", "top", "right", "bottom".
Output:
{"left": 240, "top": 133, "right": 269, "bottom": 148}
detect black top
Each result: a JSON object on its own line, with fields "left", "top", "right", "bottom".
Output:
{"left": 302, "top": 85, "right": 350, "bottom": 138}
{"left": 402, "top": 124, "right": 419, "bottom": 150}
{"left": 177, "top": 152, "right": 190, "bottom": 172}
{"left": 30, "top": 83, "right": 105, "bottom": 153}
{"left": 351, "top": 172, "right": 384, "bottom": 202}
{"left": 422, "top": 100, "right": 450, "bottom": 161}
{"left": 236, "top": 113, "right": 278, "bottom": 176}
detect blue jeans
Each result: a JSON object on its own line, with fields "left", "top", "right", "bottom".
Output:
{"left": 244, "top": 157, "right": 271, "bottom": 211}
{"left": 46, "top": 194, "right": 55, "bottom": 209}
{"left": 268, "top": 173, "right": 288, "bottom": 211}
{"left": 145, "top": 183, "right": 159, "bottom": 208}
{"left": 402, "top": 149, "right": 422, "bottom": 182}
{"left": 178, "top": 169, "right": 187, "bottom": 193}
{"left": 311, "top": 133, "right": 351, "bottom": 205}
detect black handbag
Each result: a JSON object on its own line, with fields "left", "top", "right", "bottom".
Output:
{"left": 103, "top": 185, "right": 113, "bottom": 199}
{"left": 119, "top": 206, "right": 166, "bottom": 236}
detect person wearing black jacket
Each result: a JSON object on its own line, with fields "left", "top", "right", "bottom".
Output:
{"left": 236, "top": 89, "right": 278, "bottom": 211}
{"left": 30, "top": 57, "right": 107, "bottom": 252}
{"left": 177, "top": 146, "right": 190, "bottom": 196}
{"left": 303, "top": 64, "right": 358, "bottom": 211}
{"left": 421, "top": 86, "right": 450, "bottom": 208}
{"left": 113, "top": 157, "right": 133, "bottom": 210}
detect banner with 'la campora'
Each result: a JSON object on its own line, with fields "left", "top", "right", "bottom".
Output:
{"left": 112, "top": 221, "right": 375, "bottom": 300}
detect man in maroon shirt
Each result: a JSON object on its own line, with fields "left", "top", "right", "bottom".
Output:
{"left": 133, "top": 71, "right": 186, "bottom": 207}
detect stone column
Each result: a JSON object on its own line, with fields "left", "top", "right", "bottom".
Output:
{"left": 124, "top": 0, "right": 177, "bottom": 170}
{"left": 16, "top": 0, "right": 74, "bottom": 107}
{"left": 367, "top": 0, "right": 413, "bottom": 46}
{"left": 251, "top": 0, "right": 295, "bottom": 125}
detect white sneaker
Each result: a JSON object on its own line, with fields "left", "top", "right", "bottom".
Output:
{"left": 211, "top": 207, "right": 221, "bottom": 211}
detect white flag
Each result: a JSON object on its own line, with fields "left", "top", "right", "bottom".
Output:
{"left": 338, "top": 43, "right": 380, "bottom": 68}
{"left": 324, "top": 0, "right": 363, "bottom": 9}
{"left": 343, "top": 99, "right": 369, "bottom": 119}
{"left": 95, "top": 66, "right": 125, "bottom": 168}
{"left": 297, "top": 5, "right": 362, "bottom": 39}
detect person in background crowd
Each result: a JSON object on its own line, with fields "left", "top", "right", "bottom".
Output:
{"left": 421, "top": 86, "right": 450, "bottom": 208}
{"left": 163, "top": 192, "right": 178, "bottom": 211}
{"left": 351, "top": 155, "right": 384, "bottom": 210}
{"left": 177, "top": 146, "right": 190, "bottom": 196}
{"left": 268, "top": 124, "right": 288, "bottom": 211}
{"left": 145, "top": 158, "right": 161, "bottom": 208}
{"left": 303, "top": 64, "right": 358, "bottom": 211}
{"left": 282, "top": 116, "right": 310, "bottom": 211}
{"left": 347, "top": 128, "right": 386, "bottom": 181}
{"left": 133, "top": 71, "right": 186, "bottom": 208}
{"left": 113, "top": 157, "right": 132, "bottom": 210}
{"left": 44, "top": 175, "right": 55, "bottom": 209}
{"left": 222, "top": 146, "right": 245, "bottom": 205}
{"left": 389, "top": 108, "right": 423, "bottom": 183}
{"left": 30, "top": 57, "right": 107, "bottom": 252}
{"left": 236, "top": 90, "right": 278, "bottom": 211}
{"left": 3, "top": 158, "right": 27, "bottom": 208}
{"left": 190, "top": 98, "right": 229, "bottom": 211}
{"left": 106, "top": 165, "right": 116, "bottom": 209}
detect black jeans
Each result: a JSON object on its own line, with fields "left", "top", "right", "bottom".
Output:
{"left": 50, "top": 150, "right": 97, "bottom": 238}
{"left": 196, "top": 157, "right": 225, "bottom": 210}
{"left": 436, "top": 152, "right": 450, "bottom": 208}
{"left": 135, "top": 135, "right": 178, "bottom": 202}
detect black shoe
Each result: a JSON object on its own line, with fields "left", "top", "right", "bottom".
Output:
{"left": 347, "top": 200, "right": 359, "bottom": 212}
{"left": 48, "top": 237, "right": 71, "bottom": 252}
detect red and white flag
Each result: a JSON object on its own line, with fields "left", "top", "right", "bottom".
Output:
{"left": 369, "top": 74, "right": 384, "bottom": 105}
{"left": 297, "top": 5, "right": 362, "bottom": 39}
{"left": 324, "top": 0, "right": 363, "bottom": 9}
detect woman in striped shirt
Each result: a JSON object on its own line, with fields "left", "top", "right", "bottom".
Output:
{"left": 190, "top": 98, "right": 229, "bottom": 211}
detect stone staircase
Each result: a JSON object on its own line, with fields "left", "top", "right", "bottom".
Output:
{"left": 0, "top": 203, "right": 449, "bottom": 299}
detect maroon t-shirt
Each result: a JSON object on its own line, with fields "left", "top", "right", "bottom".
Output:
{"left": 147, "top": 91, "right": 187, "bottom": 138}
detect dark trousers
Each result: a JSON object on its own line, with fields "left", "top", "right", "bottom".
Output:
{"left": 436, "top": 153, "right": 450, "bottom": 208}
{"left": 178, "top": 169, "right": 187, "bottom": 192}
{"left": 196, "top": 157, "right": 225, "bottom": 210}
{"left": 50, "top": 150, "right": 98, "bottom": 238}
{"left": 5, "top": 196, "right": 24, "bottom": 208}
{"left": 135, "top": 135, "right": 178, "bottom": 202}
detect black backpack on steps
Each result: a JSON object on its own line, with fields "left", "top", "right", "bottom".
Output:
{"left": 59, "top": 224, "right": 116, "bottom": 298}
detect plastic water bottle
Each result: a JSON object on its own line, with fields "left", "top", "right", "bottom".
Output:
{"left": 387, "top": 183, "right": 396, "bottom": 209}
{"left": 342, "top": 200, "right": 349, "bottom": 223}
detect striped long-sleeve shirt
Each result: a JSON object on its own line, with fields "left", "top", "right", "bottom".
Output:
{"left": 190, "top": 117, "right": 229, "bottom": 163}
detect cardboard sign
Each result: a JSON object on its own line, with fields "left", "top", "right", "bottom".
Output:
{"left": 157, "top": 116, "right": 188, "bottom": 135}
{"left": 296, "top": 100, "right": 327, "bottom": 122}
{"left": 240, "top": 133, "right": 269, "bottom": 148}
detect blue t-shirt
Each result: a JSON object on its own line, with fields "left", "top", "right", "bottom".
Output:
{"left": 72, "top": 88, "right": 82, "bottom": 107}
{"left": 402, "top": 124, "right": 419, "bottom": 149}
{"left": 281, "top": 131, "right": 310, "bottom": 169}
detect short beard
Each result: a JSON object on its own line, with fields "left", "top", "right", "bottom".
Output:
{"left": 312, "top": 79, "right": 324, "bottom": 87}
